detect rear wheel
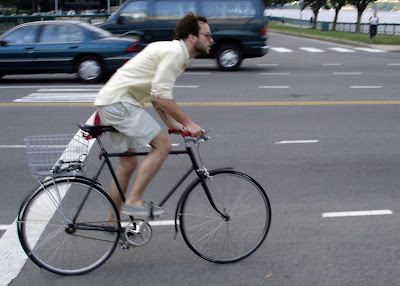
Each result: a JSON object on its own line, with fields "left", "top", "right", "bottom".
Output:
{"left": 216, "top": 44, "right": 242, "bottom": 71}
{"left": 179, "top": 170, "right": 271, "bottom": 263}
{"left": 17, "top": 177, "right": 120, "bottom": 275}
{"left": 76, "top": 56, "right": 104, "bottom": 83}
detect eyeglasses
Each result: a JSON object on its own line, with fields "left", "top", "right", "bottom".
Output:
{"left": 198, "top": 32, "right": 212, "bottom": 39}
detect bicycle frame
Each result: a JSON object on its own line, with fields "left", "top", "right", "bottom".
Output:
{"left": 87, "top": 134, "right": 229, "bottom": 225}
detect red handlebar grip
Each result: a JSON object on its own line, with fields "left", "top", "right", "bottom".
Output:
{"left": 168, "top": 130, "right": 192, "bottom": 137}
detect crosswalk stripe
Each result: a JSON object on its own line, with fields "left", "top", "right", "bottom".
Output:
{"left": 14, "top": 93, "right": 96, "bottom": 103}
{"left": 299, "top": 47, "right": 324, "bottom": 53}
{"left": 328, "top": 47, "right": 355, "bottom": 53}
{"left": 270, "top": 47, "right": 293, "bottom": 53}
{"left": 354, "top": 47, "right": 385, "bottom": 53}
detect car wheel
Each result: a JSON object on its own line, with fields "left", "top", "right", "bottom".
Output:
{"left": 216, "top": 44, "right": 242, "bottom": 71}
{"left": 76, "top": 56, "right": 104, "bottom": 83}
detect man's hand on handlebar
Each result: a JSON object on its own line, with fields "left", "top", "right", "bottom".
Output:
{"left": 185, "top": 122, "right": 202, "bottom": 137}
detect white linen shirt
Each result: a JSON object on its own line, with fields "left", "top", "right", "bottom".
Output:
{"left": 94, "top": 39, "right": 190, "bottom": 107}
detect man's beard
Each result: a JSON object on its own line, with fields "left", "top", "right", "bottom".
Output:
{"left": 194, "top": 41, "right": 209, "bottom": 55}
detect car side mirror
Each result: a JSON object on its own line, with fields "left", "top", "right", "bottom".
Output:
{"left": 0, "top": 40, "right": 8, "bottom": 46}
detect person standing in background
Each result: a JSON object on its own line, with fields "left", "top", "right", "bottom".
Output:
{"left": 368, "top": 10, "right": 379, "bottom": 43}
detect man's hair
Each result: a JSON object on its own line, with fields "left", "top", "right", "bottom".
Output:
{"left": 174, "top": 12, "right": 208, "bottom": 40}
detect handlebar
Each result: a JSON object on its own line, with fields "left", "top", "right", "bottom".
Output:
{"left": 168, "top": 130, "right": 210, "bottom": 143}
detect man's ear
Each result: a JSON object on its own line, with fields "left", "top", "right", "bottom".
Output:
{"left": 188, "top": 34, "right": 197, "bottom": 43}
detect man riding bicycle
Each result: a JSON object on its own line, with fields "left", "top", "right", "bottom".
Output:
{"left": 94, "top": 12, "right": 213, "bottom": 218}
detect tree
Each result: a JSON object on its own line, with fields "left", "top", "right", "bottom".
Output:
{"left": 302, "top": 0, "right": 328, "bottom": 28}
{"left": 330, "top": 0, "right": 346, "bottom": 31}
{"left": 348, "top": 0, "right": 376, "bottom": 32}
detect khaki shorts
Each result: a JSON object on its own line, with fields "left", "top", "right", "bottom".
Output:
{"left": 97, "top": 102, "right": 161, "bottom": 152}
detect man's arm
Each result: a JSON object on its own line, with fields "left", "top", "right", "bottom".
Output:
{"left": 152, "top": 97, "right": 202, "bottom": 137}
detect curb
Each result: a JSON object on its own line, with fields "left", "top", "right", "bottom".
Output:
{"left": 269, "top": 30, "right": 400, "bottom": 52}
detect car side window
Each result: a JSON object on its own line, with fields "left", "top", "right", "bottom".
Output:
{"left": 40, "top": 25, "right": 83, "bottom": 43}
{"left": 200, "top": 0, "right": 256, "bottom": 18}
{"left": 154, "top": 0, "right": 196, "bottom": 19}
{"left": 120, "top": 0, "right": 147, "bottom": 20}
{"left": 3, "top": 25, "right": 39, "bottom": 44}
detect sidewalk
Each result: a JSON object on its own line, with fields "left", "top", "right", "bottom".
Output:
{"left": 270, "top": 30, "right": 400, "bottom": 52}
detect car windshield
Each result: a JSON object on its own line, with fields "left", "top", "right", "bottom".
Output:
{"left": 79, "top": 22, "right": 112, "bottom": 38}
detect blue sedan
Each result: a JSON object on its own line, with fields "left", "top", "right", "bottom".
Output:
{"left": 0, "top": 20, "right": 142, "bottom": 83}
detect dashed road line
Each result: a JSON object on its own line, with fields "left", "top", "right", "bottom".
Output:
{"left": 322, "top": 210, "right": 393, "bottom": 218}
{"left": 275, "top": 140, "right": 319, "bottom": 144}
{"left": 333, "top": 72, "right": 362, "bottom": 75}
{"left": 350, "top": 86, "right": 382, "bottom": 89}
{"left": 259, "top": 86, "right": 290, "bottom": 89}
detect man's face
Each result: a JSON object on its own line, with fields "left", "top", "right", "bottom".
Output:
{"left": 194, "top": 22, "right": 213, "bottom": 55}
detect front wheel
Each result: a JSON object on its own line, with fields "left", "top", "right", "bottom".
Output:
{"left": 179, "top": 170, "right": 271, "bottom": 263}
{"left": 17, "top": 177, "right": 120, "bottom": 275}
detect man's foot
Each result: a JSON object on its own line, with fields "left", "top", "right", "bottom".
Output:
{"left": 122, "top": 202, "right": 166, "bottom": 216}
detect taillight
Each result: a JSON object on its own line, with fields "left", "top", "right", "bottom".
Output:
{"left": 125, "top": 43, "right": 139, "bottom": 53}
{"left": 261, "top": 26, "right": 266, "bottom": 36}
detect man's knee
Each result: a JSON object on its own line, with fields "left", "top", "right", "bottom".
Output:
{"left": 151, "top": 131, "right": 172, "bottom": 156}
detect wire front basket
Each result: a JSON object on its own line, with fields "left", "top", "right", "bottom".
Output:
{"left": 24, "top": 133, "right": 89, "bottom": 178}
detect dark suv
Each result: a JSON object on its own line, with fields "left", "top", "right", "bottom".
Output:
{"left": 96, "top": 0, "right": 269, "bottom": 70}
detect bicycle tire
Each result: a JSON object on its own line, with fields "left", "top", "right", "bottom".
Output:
{"left": 17, "top": 177, "right": 120, "bottom": 275}
{"left": 179, "top": 169, "right": 271, "bottom": 263}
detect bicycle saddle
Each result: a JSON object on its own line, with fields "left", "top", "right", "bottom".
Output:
{"left": 78, "top": 124, "right": 117, "bottom": 138}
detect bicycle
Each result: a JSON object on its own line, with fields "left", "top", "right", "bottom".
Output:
{"left": 17, "top": 124, "right": 271, "bottom": 276}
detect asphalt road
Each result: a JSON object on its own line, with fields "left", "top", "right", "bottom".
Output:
{"left": 1, "top": 32, "right": 400, "bottom": 286}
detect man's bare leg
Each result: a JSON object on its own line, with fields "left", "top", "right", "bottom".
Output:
{"left": 107, "top": 149, "right": 137, "bottom": 225}
{"left": 124, "top": 131, "right": 171, "bottom": 207}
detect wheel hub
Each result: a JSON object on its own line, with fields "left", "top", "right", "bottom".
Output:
{"left": 78, "top": 60, "right": 100, "bottom": 80}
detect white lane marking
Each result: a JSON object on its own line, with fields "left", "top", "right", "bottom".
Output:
{"left": 350, "top": 86, "right": 382, "bottom": 89}
{"left": 387, "top": 63, "right": 400, "bottom": 66}
{"left": 0, "top": 85, "right": 104, "bottom": 89}
{"left": 0, "top": 145, "right": 25, "bottom": 148}
{"left": 260, "top": 73, "right": 291, "bottom": 75}
{"left": 323, "top": 63, "right": 343, "bottom": 66}
{"left": 149, "top": 220, "right": 175, "bottom": 226}
{"left": 322, "top": 210, "right": 393, "bottom": 218}
{"left": 259, "top": 86, "right": 290, "bottom": 89}
{"left": 0, "top": 113, "right": 98, "bottom": 286}
{"left": 257, "top": 64, "right": 280, "bottom": 67}
{"left": 270, "top": 47, "right": 293, "bottom": 53}
{"left": 38, "top": 89, "right": 100, "bottom": 92}
{"left": 333, "top": 72, "right": 362, "bottom": 75}
{"left": 276, "top": 140, "right": 319, "bottom": 144}
{"left": 0, "top": 225, "right": 12, "bottom": 230}
{"left": 14, "top": 94, "right": 97, "bottom": 103}
{"left": 299, "top": 47, "right": 324, "bottom": 53}
{"left": 354, "top": 47, "right": 385, "bottom": 53}
{"left": 328, "top": 47, "right": 355, "bottom": 53}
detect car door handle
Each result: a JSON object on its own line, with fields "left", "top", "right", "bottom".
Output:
{"left": 25, "top": 47, "right": 34, "bottom": 50}
{"left": 69, "top": 46, "right": 79, "bottom": 49}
